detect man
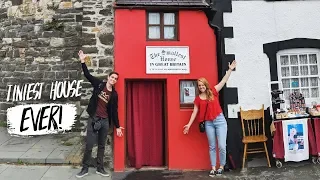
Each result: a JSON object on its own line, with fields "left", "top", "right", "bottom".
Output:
{"left": 76, "top": 50, "right": 124, "bottom": 178}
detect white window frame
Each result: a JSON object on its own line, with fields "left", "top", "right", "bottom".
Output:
{"left": 277, "top": 48, "right": 320, "bottom": 107}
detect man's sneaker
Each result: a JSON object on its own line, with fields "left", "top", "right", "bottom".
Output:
{"left": 209, "top": 169, "right": 216, "bottom": 177}
{"left": 216, "top": 168, "right": 224, "bottom": 176}
{"left": 96, "top": 167, "right": 110, "bottom": 177}
{"left": 76, "top": 168, "right": 88, "bottom": 178}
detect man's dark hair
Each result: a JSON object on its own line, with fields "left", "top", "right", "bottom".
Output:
{"left": 109, "top": 71, "right": 119, "bottom": 77}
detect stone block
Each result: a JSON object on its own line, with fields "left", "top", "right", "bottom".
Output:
{"left": 99, "top": 9, "right": 112, "bottom": 16}
{"left": 98, "top": 33, "right": 114, "bottom": 45}
{"left": 39, "top": 64, "right": 51, "bottom": 71}
{"left": 25, "top": 64, "right": 38, "bottom": 71}
{"left": 82, "top": 47, "right": 98, "bottom": 54}
{"left": 82, "top": 37, "right": 96, "bottom": 46}
{"left": 99, "top": 57, "right": 113, "bottom": 67}
{"left": 25, "top": 49, "right": 40, "bottom": 57}
{"left": 49, "top": 49, "right": 62, "bottom": 57}
{"left": 12, "top": 40, "right": 28, "bottom": 48}
{"left": 15, "top": 65, "right": 25, "bottom": 71}
{"left": 65, "top": 62, "right": 80, "bottom": 70}
{"left": 82, "top": 21, "right": 95, "bottom": 27}
{"left": 91, "top": 27, "right": 100, "bottom": 32}
{"left": 34, "top": 57, "right": 45, "bottom": 62}
{"left": 3, "top": 64, "right": 15, "bottom": 71}
{"left": 104, "top": 47, "right": 113, "bottom": 55}
{"left": 68, "top": 71, "right": 80, "bottom": 79}
{"left": 0, "top": 103, "right": 14, "bottom": 111}
{"left": 0, "top": 51, "right": 6, "bottom": 57}
{"left": 59, "top": 2, "right": 73, "bottom": 9}
{"left": 83, "top": 11, "right": 95, "bottom": 15}
{"left": 21, "top": 25, "right": 34, "bottom": 32}
{"left": 74, "top": 2, "right": 82, "bottom": 9}
{"left": 83, "top": 33, "right": 95, "bottom": 39}
{"left": 56, "top": 72, "right": 68, "bottom": 79}
{"left": 64, "top": 31, "right": 78, "bottom": 37}
{"left": 51, "top": 65, "right": 65, "bottom": 71}
{"left": 13, "top": 72, "right": 27, "bottom": 78}
{"left": 50, "top": 38, "right": 65, "bottom": 47}
{"left": 31, "top": 71, "right": 44, "bottom": 79}
{"left": 83, "top": 17, "right": 91, "bottom": 21}
{"left": 75, "top": 15, "right": 82, "bottom": 22}
{"left": 64, "top": 37, "right": 81, "bottom": 47}
{"left": 44, "top": 72, "right": 56, "bottom": 79}
{"left": 34, "top": 38, "right": 51, "bottom": 47}
{"left": 0, "top": 13, "right": 8, "bottom": 19}
{"left": 43, "top": 31, "right": 62, "bottom": 38}
{"left": 5, "top": 50, "right": 13, "bottom": 58}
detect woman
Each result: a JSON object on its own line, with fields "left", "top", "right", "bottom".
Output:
{"left": 183, "top": 60, "right": 236, "bottom": 177}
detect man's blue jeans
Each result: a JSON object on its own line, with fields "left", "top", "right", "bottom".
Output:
{"left": 205, "top": 113, "right": 227, "bottom": 167}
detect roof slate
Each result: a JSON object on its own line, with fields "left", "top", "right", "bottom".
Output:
{"left": 115, "top": 0, "right": 209, "bottom": 7}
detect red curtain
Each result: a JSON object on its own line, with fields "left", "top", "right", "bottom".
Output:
{"left": 127, "top": 81, "right": 164, "bottom": 168}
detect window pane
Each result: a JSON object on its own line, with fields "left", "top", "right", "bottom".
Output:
{"left": 148, "top": 26, "right": 160, "bottom": 39}
{"left": 311, "top": 88, "right": 319, "bottom": 98}
{"left": 309, "top": 54, "right": 317, "bottom": 64}
{"left": 300, "top": 66, "right": 308, "bottom": 75}
{"left": 301, "top": 89, "right": 310, "bottom": 98}
{"left": 281, "top": 67, "right": 290, "bottom": 77}
{"left": 310, "top": 65, "right": 318, "bottom": 75}
{"left": 280, "top": 55, "right": 289, "bottom": 65}
{"left": 284, "top": 89, "right": 291, "bottom": 100}
{"left": 180, "top": 80, "right": 197, "bottom": 103}
{"left": 301, "top": 78, "right": 309, "bottom": 87}
{"left": 310, "top": 77, "right": 318, "bottom": 86}
{"left": 291, "top": 78, "right": 299, "bottom": 87}
{"left": 290, "top": 55, "right": 298, "bottom": 65}
{"left": 164, "top": 13, "right": 175, "bottom": 25}
{"left": 299, "top": 54, "right": 308, "bottom": 64}
{"left": 148, "top": 13, "right": 160, "bottom": 25}
{"left": 282, "top": 79, "right": 290, "bottom": 88}
{"left": 291, "top": 66, "right": 299, "bottom": 76}
{"left": 164, "top": 27, "right": 175, "bottom": 39}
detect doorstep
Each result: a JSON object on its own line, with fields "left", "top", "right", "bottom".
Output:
{"left": 0, "top": 127, "right": 83, "bottom": 165}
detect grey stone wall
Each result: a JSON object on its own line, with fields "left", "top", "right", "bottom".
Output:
{"left": 0, "top": 0, "right": 114, "bottom": 168}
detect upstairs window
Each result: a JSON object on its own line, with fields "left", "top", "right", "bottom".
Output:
{"left": 147, "top": 12, "right": 178, "bottom": 41}
{"left": 277, "top": 48, "right": 320, "bottom": 106}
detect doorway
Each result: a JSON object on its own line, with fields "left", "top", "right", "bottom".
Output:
{"left": 126, "top": 80, "right": 166, "bottom": 169}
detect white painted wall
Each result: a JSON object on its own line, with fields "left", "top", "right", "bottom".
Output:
{"left": 223, "top": 1, "right": 320, "bottom": 118}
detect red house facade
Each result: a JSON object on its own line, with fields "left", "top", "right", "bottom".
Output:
{"left": 113, "top": 0, "right": 221, "bottom": 171}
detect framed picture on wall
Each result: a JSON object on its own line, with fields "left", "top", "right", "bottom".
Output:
{"left": 180, "top": 80, "right": 198, "bottom": 108}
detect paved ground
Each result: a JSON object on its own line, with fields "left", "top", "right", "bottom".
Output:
{"left": 113, "top": 161, "right": 320, "bottom": 180}
{"left": 0, "top": 164, "right": 111, "bottom": 180}
{"left": 0, "top": 127, "right": 82, "bottom": 164}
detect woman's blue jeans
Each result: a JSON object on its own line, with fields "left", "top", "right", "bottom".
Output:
{"left": 205, "top": 113, "right": 228, "bottom": 167}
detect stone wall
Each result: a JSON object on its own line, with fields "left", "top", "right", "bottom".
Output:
{"left": 0, "top": 0, "right": 115, "bottom": 168}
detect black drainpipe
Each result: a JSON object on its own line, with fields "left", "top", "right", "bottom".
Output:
{"left": 204, "top": 7, "right": 225, "bottom": 111}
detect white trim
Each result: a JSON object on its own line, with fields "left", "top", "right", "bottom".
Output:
{"left": 276, "top": 48, "right": 320, "bottom": 107}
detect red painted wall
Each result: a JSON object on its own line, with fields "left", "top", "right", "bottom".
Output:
{"left": 114, "top": 9, "right": 218, "bottom": 171}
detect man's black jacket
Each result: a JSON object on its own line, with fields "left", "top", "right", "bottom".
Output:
{"left": 81, "top": 63, "right": 120, "bottom": 128}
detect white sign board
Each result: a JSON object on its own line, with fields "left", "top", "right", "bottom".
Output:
{"left": 146, "top": 46, "right": 190, "bottom": 74}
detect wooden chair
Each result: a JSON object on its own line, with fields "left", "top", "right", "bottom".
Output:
{"left": 240, "top": 104, "right": 271, "bottom": 168}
